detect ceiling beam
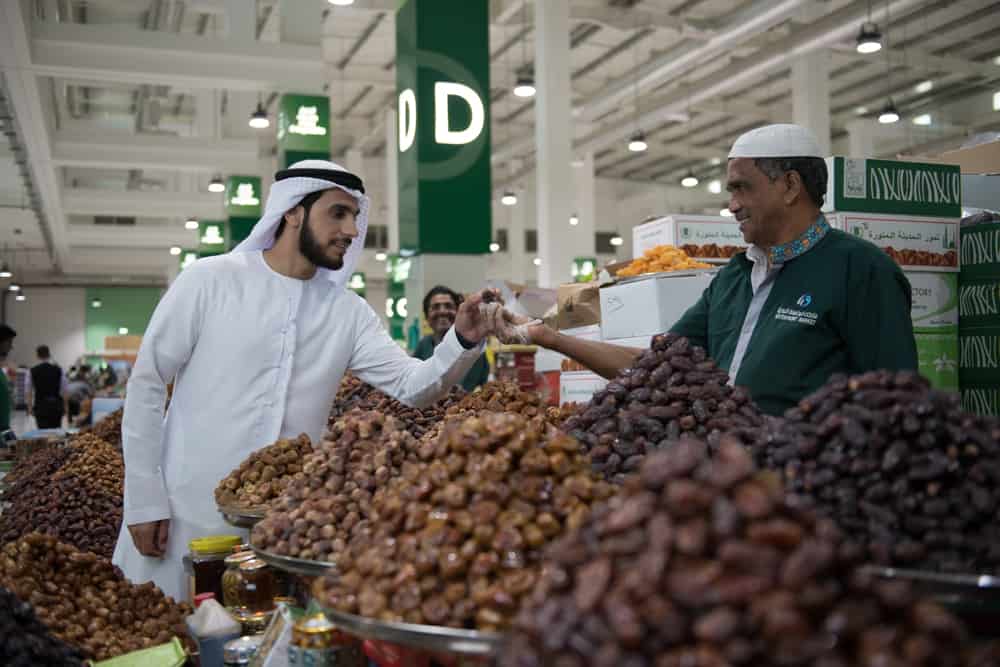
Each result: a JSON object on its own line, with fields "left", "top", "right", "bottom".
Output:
{"left": 67, "top": 225, "right": 198, "bottom": 249}
{"left": 829, "top": 44, "right": 1000, "bottom": 79}
{"left": 62, "top": 188, "right": 226, "bottom": 219}
{"left": 51, "top": 131, "right": 260, "bottom": 173}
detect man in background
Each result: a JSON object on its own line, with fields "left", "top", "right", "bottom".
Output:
{"left": 413, "top": 286, "right": 490, "bottom": 391}
{"left": 27, "top": 345, "right": 67, "bottom": 429}
{"left": 0, "top": 325, "right": 16, "bottom": 435}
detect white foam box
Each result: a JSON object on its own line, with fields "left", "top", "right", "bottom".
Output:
{"left": 560, "top": 370, "right": 608, "bottom": 406}
{"left": 561, "top": 324, "right": 603, "bottom": 340}
{"left": 906, "top": 272, "right": 958, "bottom": 330}
{"left": 825, "top": 211, "right": 959, "bottom": 272}
{"left": 600, "top": 271, "right": 715, "bottom": 340}
{"left": 632, "top": 215, "right": 746, "bottom": 263}
{"left": 604, "top": 335, "right": 655, "bottom": 350}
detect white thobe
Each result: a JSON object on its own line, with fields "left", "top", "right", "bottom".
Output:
{"left": 112, "top": 251, "right": 483, "bottom": 600}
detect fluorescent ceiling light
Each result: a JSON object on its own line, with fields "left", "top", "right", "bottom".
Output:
{"left": 0, "top": 264, "right": 11, "bottom": 279}
{"left": 994, "top": 91, "right": 1000, "bottom": 111}
{"left": 185, "top": 218, "right": 199, "bottom": 230}
{"left": 91, "top": 298, "right": 102, "bottom": 308}
{"left": 609, "top": 235, "right": 624, "bottom": 247}
{"left": 8, "top": 284, "right": 20, "bottom": 292}
{"left": 248, "top": 103, "right": 270, "bottom": 129}
{"left": 14, "top": 294, "right": 25, "bottom": 302}
{"left": 681, "top": 171, "right": 699, "bottom": 188}
{"left": 913, "top": 114, "right": 932, "bottom": 126}
{"left": 720, "top": 208, "right": 734, "bottom": 218}
{"left": 489, "top": 242, "right": 500, "bottom": 253}
{"left": 374, "top": 251, "right": 388, "bottom": 261}
{"left": 710, "top": 157, "right": 722, "bottom": 166}
{"left": 533, "top": 257, "right": 542, "bottom": 266}
{"left": 328, "top": 0, "right": 355, "bottom": 5}
{"left": 855, "top": 106, "right": 868, "bottom": 115}
{"left": 856, "top": 22, "right": 883, "bottom": 54}
{"left": 914, "top": 80, "right": 933, "bottom": 94}
{"left": 501, "top": 190, "right": 518, "bottom": 206}
{"left": 118, "top": 327, "right": 129, "bottom": 335}
{"left": 707, "top": 179, "right": 722, "bottom": 194}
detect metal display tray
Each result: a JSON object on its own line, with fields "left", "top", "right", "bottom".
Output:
{"left": 320, "top": 606, "right": 504, "bottom": 657}
{"left": 250, "top": 543, "right": 336, "bottom": 578}
{"left": 861, "top": 565, "right": 1000, "bottom": 609}
{"left": 217, "top": 503, "right": 267, "bottom": 528}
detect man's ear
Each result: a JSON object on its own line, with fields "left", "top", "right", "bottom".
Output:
{"left": 284, "top": 205, "right": 304, "bottom": 229}
{"left": 784, "top": 170, "right": 804, "bottom": 206}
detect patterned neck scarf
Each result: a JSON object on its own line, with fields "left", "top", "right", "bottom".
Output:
{"left": 769, "top": 215, "right": 830, "bottom": 265}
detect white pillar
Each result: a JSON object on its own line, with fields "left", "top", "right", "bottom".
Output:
{"left": 506, "top": 193, "right": 526, "bottom": 284}
{"left": 572, "top": 151, "right": 597, "bottom": 261}
{"left": 846, "top": 119, "right": 876, "bottom": 157}
{"left": 533, "top": 0, "right": 574, "bottom": 288}
{"left": 279, "top": 0, "right": 322, "bottom": 45}
{"left": 194, "top": 90, "right": 220, "bottom": 140}
{"left": 384, "top": 108, "right": 399, "bottom": 253}
{"left": 791, "top": 50, "right": 831, "bottom": 155}
{"left": 225, "top": 0, "right": 255, "bottom": 41}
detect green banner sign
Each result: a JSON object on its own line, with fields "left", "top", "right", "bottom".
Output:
{"left": 396, "top": 0, "right": 491, "bottom": 254}
{"left": 228, "top": 218, "right": 257, "bottom": 249}
{"left": 179, "top": 250, "right": 198, "bottom": 270}
{"left": 348, "top": 271, "right": 367, "bottom": 297}
{"left": 199, "top": 221, "right": 227, "bottom": 256}
{"left": 571, "top": 257, "right": 598, "bottom": 283}
{"left": 825, "top": 157, "right": 961, "bottom": 218}
{"left": 960, "top": 221, "right": 1000, "bottom": 282}
{"left": 225, "top": 176, "right": 262, "bottom": 218}
{"left": 278, "top": 94, "right": 330, "bottom": 153}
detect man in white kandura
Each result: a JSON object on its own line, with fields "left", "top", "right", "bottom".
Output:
{"left": 114, "top": 160, "right": 497, "bottom": 600}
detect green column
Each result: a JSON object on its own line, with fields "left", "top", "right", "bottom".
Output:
{"left": 277, "top": 94, "right": 331, "bottom": 168}
{"left": 198, "top": 221, "right": 227, "bottom": 258}
{"left": 224, "top": 176, "right": 263, "bottom": 251}
{"left": 396, "top": 0, "right": 491, "bottom": 255}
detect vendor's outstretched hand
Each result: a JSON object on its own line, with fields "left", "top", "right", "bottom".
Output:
{"left": 453, "top": 288, "right": 502, "bottom": 344}
{"left": 485, "top": 306, "right": 543, "bottom": 345}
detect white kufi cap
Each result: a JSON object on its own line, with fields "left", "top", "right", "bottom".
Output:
{"left": 728, "top": 123, "right": 824, "bottom": 159}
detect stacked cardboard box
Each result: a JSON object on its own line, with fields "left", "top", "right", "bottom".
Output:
{"left": 959, "top": 218, "right": 1000, "bottom": 416}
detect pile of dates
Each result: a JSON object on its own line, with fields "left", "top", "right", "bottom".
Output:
{"left": 312, "top": 413, "right": 615, "bottom": 631}
{"left": 0, "top": 586, "right": 85, "bottom": 667}
{"left": 215, "top": 434, "right": 313, "bottom": 510}
{"left": 502, "top": 436, "right": 971, "bottom": 667}
{"left": 750, "top": 370, "right": 1000, "bottom": 573}
{"left": 329, "top": 374, "right": 465, "bottom": 439}
{"left": 0, "top": 534, "right": 193, "bottom": 661}
{"left": 253, "top": 412, "right": 419, "bottom": 562}
{"left": 80, "top": 408, "right": 123, "bottom": 448}
{"left": 564, "top": 333, "right": 763, "bottom": 482}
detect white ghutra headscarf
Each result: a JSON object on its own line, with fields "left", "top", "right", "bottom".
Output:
{"left": 231, "top": 159, "right": 370, "bottom": 290}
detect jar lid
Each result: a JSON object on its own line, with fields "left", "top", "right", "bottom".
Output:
{"left": 189, "top": 535, "right": 241, "bottom": 555}
{"left": 225, "top": 551, "right": 256, "bottom": 566}
{"left": 223, "top": 635, "right": 261, "bottom": 663}
{"left": 194, "top": 592, "right": 215, "bottom": 608}
{"left": 238, "top": 557, "right": 269, "bottom": 572}
{"left": 294, "top": 612, "right": 336, "bottom": 635}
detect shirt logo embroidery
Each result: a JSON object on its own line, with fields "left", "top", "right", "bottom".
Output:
{"left": 776, "top": 305, "right": 819, "bottom": 326}
{"left": 796, "top": 293, "right": 813, "bottom": 308}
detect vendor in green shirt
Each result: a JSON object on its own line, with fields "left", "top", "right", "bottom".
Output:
{"left": 413, "top": 286, "right": 490, "bottom": 392}
{"left": 0, "top": 324, "right": 17, "bottom": 434}
{"left": 519, "top": 123, "right": 917, "bottom": 415}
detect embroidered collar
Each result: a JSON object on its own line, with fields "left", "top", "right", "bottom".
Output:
{"left": 768, "top": 215, "right": 830, "bottom": 265}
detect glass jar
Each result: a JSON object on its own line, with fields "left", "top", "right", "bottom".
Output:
{"left": 237, "top": 558, "right": 275, "bottom": 614}
{"left": 222, "top": 551, "right": 256, "bottom": 608}
{"left": 223, "top": 635, "right": 262, "bottom": 666}
{"left": 184, "top": 535, "right": 241, "bottom": 602}
{"left": 288, "top": 613, "right": 364, "bottom": 667}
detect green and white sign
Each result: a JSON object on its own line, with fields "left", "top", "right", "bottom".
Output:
{"left": 396, "top": 0, "right": 491, "bottom": 254}
{"left": 908, "top": 272, "right": 958, "bottom": 330}
{"left": 828, "top": 212, "right": 959, "bottom": 272}
{"left": 824, "top": 157, "right": 962, "bottom": 218}
{"left": 959, "top": 278, "right": 1000, "bottom": 331}
{"left": 963, "top": 386, "right": 1000, "bottom": 417}
{"left": 915, "top": 331, "right": 959, "bottom": 391}
{"left": 277, "top": 94, "right": 330, "bottom": 153}
{"left": 224, "top": 176, "right": 262, "bottom": 218}
{"left": 348, "top": 272, "right": 367, "bottom": 297}
{"left": 960, "top": 221, "right": 1000, "bottom": 282}
{"left": 199, "top": 221, "right": 227, "bottom": 256}
{"left": 571, "top": 257, "right": 597, "bottom": 283}
{"left": 960, "top": 328, "right": 1000, "bottom": 387}
{"left": 179, "top": 250, "right": 198, "bottom": 271}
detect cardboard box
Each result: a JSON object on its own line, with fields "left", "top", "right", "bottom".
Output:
{"left": 632, "top": 215, "right": 745, "bottom": 263}
{"left": 556, "top": 282, "right": 602, "bottom": 330}
{"left": 958, "top": 278, "right": 1000, "bottom": 332}
{"left": 939, "top": 139, "right": 1000, "bottom": 175}
{"left": 823, "top": 157, "right": 962, "bottom": 218}
{"left": 827, "top": 212, "right": 959, "bottom": 272}
{"left": 907, "top": 272, "right": 958, "bottom": 330}
{"left": 560, "top": 370, "right": 608, "bottom": 406}
{"left": 600, "top": 271, "right": 715, "bottom": 340}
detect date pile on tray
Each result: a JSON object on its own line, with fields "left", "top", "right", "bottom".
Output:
{"left": 312, "top": 413, "right": 615, "bottom": 631}
{"left": 0, "top": 585, "right": 86, "bottom": 667}
{"left": 563, "top": 333, "right": 763, "bottom": 483}
{"left": 0, "top": 435, "right": 123, "bottom": 559}
{"left": 502, "top": 436, "right": 972, "bottom": 667}
{"left": 215, "top": 434, "right": 313, "bottom": 510}
{"left": 329, "top": 374, "right": 466, "bottom": 439}
{"left": 252, "top": 412, "right": 421, "bottom": 562}
{"left": 80, "top": 407, "right": 123, "bottom": 448}
{"left": 750, "top": 370, "right": 1000, "bottom": 574}
{"left": 0, "top": 534, "right": 193, "bottom": 661}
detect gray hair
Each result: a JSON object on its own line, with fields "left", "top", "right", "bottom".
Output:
{"left": 753, "top": 157, "right": 828, "bottom": 208}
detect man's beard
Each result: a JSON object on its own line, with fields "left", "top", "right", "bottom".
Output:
{"left": 299, "top": 213, "right": 345, "bottom": 271}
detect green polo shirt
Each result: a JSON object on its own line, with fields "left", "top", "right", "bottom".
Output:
{"left": 0, "top": 371, "right": 10, "bottom": 431}
{"left": 413, "top": 333, "right": 490, "bottom": 392}
{"left": 671, "top": 227, "right": 917, "bottom": 416}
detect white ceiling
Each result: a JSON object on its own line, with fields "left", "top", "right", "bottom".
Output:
{"left": 0, "top": 0, "right": 999, "bottom": 286}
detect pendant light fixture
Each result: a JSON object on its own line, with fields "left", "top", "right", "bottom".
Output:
{"left": 185, "top": 216, "right": 199, "bottom": 230}
{"left": 878, "top": 98, "right": 900, "bottom": 124}
{"left": 248, "top": 100, "right": 270, "bottom": 129}
{"left": 91, "top": 297, "right": 102, "bottom": 308}
{"left": 0, "top": 264, "right": 10, "bottom": 279}
{"left": 628, "top": 131, "right": 648, "bottom": 153}
{"left": 609, "top": 235, "right": 624, "bottom": 247}
{"left": 626, "top": 18, "right": 647, "bottom": 153}
{"left": 512, "top": 5, "right": 535, "bottom": 98}
{"left": 569, "top": 213, "right": 579, "bottom": 226}
{"left": 8, "top": 283, "right": 20, "bottom": 292}
{"left": 501, "top": 190, "right": 518, "bottom": 206}
{"left": 208, "top": 175, "right": 225, "bottom": 193}
{"left": 489, "top": 242, "right": 501, "bottom": 253}
{"left": 856, "top": 0, "right": 882, "bottom": 54}
{"left": 169, "top": 246, "right": 182, "bottom": 256}
{"left": 681, "top": 170, "right": 699, "bottom": 188}
{"left": 328, "top": 0, "right": 354, "bottom": 5}
{"left": 14, "top": 293, "right": 25, "bottom": 302}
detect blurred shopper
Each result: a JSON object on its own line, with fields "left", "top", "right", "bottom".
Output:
{"left": 0, "top": 325, "right": 16, "bottom": 435}
{"left": 27, "top": 345, "right": 67, "bottom": 429}
{"left": 66, "top": 365, "right": 94, "bottom": 424}
{"left": 413, "top": 286, "right": 490, "bottom": 391}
